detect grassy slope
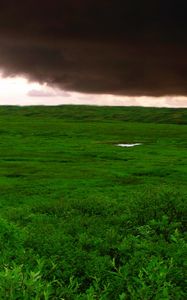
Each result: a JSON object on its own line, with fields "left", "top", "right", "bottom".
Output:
{"left": 0, "top": 106, "right": 186, "bottom": 299}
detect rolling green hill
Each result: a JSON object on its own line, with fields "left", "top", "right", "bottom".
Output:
{"left": 0, "top": 106, "right": 186, "bottom": 299}
{"left": 1, "top": 105, "right": 187, "bottom": 124}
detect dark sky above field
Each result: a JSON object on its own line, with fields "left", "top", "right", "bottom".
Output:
{"left": 0, "top": 1, "right": 187, "bottom": 106}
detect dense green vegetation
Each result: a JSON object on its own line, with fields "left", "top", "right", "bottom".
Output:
{"left": 0, "top": 105, "right": 186, "bottom": 299}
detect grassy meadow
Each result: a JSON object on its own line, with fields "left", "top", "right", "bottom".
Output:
{"left": 0, "top": 106, "right": 186, "bottom": 299}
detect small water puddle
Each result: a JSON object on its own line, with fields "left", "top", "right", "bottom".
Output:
{"left": 117, "top": 143, "right": 142, "bottom": 147}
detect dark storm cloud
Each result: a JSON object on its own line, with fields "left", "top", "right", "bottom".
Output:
{"left": 0, "top": 0, "right": 187, "bottom": 96}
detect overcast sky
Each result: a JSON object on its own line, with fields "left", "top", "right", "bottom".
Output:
{"left": 0, "top": 1, "right": 187, "bottom": 107}
{"left": 1, "top": 74, "right": 187, "bottom": 107}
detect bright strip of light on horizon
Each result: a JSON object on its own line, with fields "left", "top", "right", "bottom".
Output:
{"left": 0, "top": 73, "right": 187, "bottom": 107}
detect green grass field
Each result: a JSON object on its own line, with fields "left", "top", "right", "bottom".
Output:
{"left": 0, "top": 106, "right": 186, "bottom": 299}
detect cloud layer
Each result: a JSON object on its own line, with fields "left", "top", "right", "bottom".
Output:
{"left": 0, "top": 74, "right": 187, "bottom": 107}
{"left": 0, "top": 1, "right": 187, "bottom": 97}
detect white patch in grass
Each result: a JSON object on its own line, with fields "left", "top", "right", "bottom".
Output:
{"left": 117, "top": 143, "right": 142, "bottom": 147}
